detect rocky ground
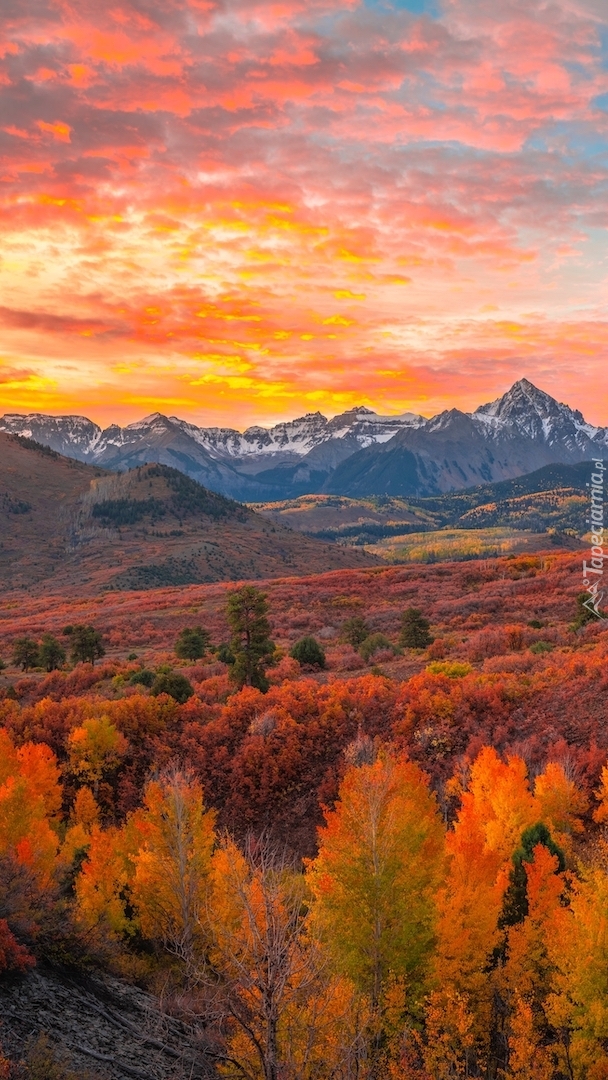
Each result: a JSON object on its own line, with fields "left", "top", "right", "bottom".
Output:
{"left": 0, "top": 964, "right": 216, "bottom": 1079}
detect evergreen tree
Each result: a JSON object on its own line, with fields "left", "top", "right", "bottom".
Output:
{"left": 340, "top": 616, "right": 370, "bottom": 648}
{"left": 499, "top": 822, "right": 565, "bottom": 929}
{"left": 400, "top": 607, "right": 433, "bottom": 648}
{"left": 216, "top": 642, "right": 235, "bottom": 665}
{"left": 68, "top": 624, "right": 106, "bottom": 666}
{"left": 38, "top": 633, "right": 66, "bottom": 672}
{"left": 175, "top": 625, "right": 211, "bottom": 660}
{"left": 572, "top": 591, "right": 602, "bottom": 630}
{"left": 12, "top": 637, "right": 40, "bottom": 671}
{"left": 226, "top": 585, "right": 274, "bottom": 692}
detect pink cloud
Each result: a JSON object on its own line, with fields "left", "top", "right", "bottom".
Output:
{"left": 0, "top": 0, "right": 606, "bottom": 425}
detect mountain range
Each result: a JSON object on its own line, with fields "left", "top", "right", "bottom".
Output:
{"left": 1, "top": 379, "right": 605, "bottom": 500}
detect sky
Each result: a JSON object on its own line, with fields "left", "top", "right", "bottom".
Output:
{"left": 1, "top": 0, "right": 608, "bottom": 430}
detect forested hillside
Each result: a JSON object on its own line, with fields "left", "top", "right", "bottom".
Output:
{"left": 1, "top": 552, "right": 608, "bottom": 1077}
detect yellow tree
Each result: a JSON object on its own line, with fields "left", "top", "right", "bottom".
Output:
{"left": 500, "top": 839, "right": 566, "bottom": 1078}
{"left": 67, "top": 715, "right": 127, "bottom": 797}
{"left": 426, "top": 748, "right": 570, "bottom": 1078}
{"left": 307, "top": 752, "right": 445, "bottom": 1070}
{"left": 130, "top": 767, "right": 216, "bottom": 969}
{"left": 593, "top": 764, "right": 608, "bottom": 825}
{"left": 505, "top": 994, "right": 554, "bottom": 1080}
{"left": 75, "top": 823, "right": 137, "bottom": 945}
{"left": 0, "top": 731, "right": 61, "bottom": 887}
{"left": 428, "top": 792, "right": 509, "bottom": 1076}
{"left": 546, "top": 867, "right": 608, "bottom": 1079}
{"left": 206, "top": 837, "right": 364, "bottom": 1080}
{"left": 534, "top": 761, "right": 588, "bottom": 854}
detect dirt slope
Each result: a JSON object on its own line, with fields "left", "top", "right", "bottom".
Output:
{"left": 0, "top": 964, "right": 214, "bottom": 1078}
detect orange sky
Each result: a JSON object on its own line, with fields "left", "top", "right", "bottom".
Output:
{"left": 1, "top": 0, "right": 608, "bottom": 428}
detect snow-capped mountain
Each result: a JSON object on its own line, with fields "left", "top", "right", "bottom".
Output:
{"left": 0, "top": 405, "right": 424, "bottom": 499}
{"left": 326, "top": 379, "right": 608, "bottom": 498}
{"left": 2, "top": 380, "right": 606, "bottom": 499}
{"left": 0, "top": 413, "right": 103, "bottom": 459}
{"left": 473, "top": 378, "right": 601, "bottom": 452}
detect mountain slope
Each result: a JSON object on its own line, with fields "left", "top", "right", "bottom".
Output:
{"left": 325, "top": 381, "right": 607, "bottom": 497}
{"left": 0, "top": 406, "right": 423, "bottom": 500}
{"left": 0, "top": 435, "right": 377, "bottom": 594}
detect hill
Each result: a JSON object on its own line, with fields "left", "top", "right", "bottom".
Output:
{"left": 251, "top": 493, "right": 434, "bottom": 544}
{"left": 252, "top": 463, "right": 589, "bottom": 550}
{"left": 0, "top": 434, "right": 377, "bottom": 593}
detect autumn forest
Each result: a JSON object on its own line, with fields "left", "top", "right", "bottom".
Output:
{"left": 1, "top": 551, "right": 608, "bottom": 1078}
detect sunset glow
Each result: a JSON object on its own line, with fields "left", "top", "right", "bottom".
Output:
{"left": 1, "top": 0, "right": 608, "bottom": 427}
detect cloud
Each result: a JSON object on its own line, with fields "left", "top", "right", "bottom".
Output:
{"left": 0, "top": 0, "right": 606, "bottom": 426}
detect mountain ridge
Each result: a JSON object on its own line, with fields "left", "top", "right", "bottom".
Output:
{"left": 2, "top": 379, "right": 606, "bottom": 500}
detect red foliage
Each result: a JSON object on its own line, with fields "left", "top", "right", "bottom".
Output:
{"left": 1, "top": 551, "right": 608, "bottom": 850}
{"left": 0, "top": 918, "right": 35, "bottom": 974}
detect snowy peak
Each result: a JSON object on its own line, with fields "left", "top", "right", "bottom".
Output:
{"left": 168, "top": 406, "right": 422, "bottom": 458}
{"left": 2, "top": 381, "right": 607, "bottom": 503}
{"left": 476, "top": 379, "right": 577, "bottom": 425}
{"left": 476, "top": 378, "right": 553, "bottom": 418}
{"left": 473, "top": 378, "right": 599, "bottom": 450}
{"left": 0, "top": 412, "right": 103, "bottom": 459}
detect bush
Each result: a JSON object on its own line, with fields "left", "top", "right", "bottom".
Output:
{"left": 175, "top": 626, "right": 211, "bottom": 660}
{"left": 399, "top": 608, "right": 433, "bottom": 649}
{"left": 216, "top": 643, "right": 235, "bottom": 665}
{"left": 359, "top": 633, "right": 393, "bottom": 662}
{"left": 19, "top": 1034, "right": 100, "bottom": 1080}
{"left": 0, "top": 917, "right": 35, "bottom": 974}
{"left": 130, "top": 668, "right": 156, "bottom": 688}
{"left": 151, "top": 671, "right": 194, "bottom": 703}
{"left": 290, "top": 636, "right": 326, "bottom": 669}
{"left": 530, "top": 641, "right": 554, "bottom": 654}
{"left": 426, "top": 660, "right": 473, "bottom": 678}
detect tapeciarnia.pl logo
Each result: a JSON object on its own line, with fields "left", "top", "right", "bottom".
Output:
{"left": 582, "top": 459, "right": 607, "bottom": 620}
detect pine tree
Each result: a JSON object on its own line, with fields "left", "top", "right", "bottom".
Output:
{"left": 12, "top": 636, "right": 40, "bottom": 671}
{"left": 340, "top": 616, "right": 370, "bottom": 648}
{"left": 400, "top": 608, "right": 433, "bottom": 649}
{"left": 226, "top": 585, "right": 275, "bottom": 691}
{"left": 38, "top": 633, "right": 66, "bottom": 672}
{"left": 68, "top": 624, "right": 105, "bottom": 666}
{"left": 175, "top": 626, "right": 211, "bottom": 660}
